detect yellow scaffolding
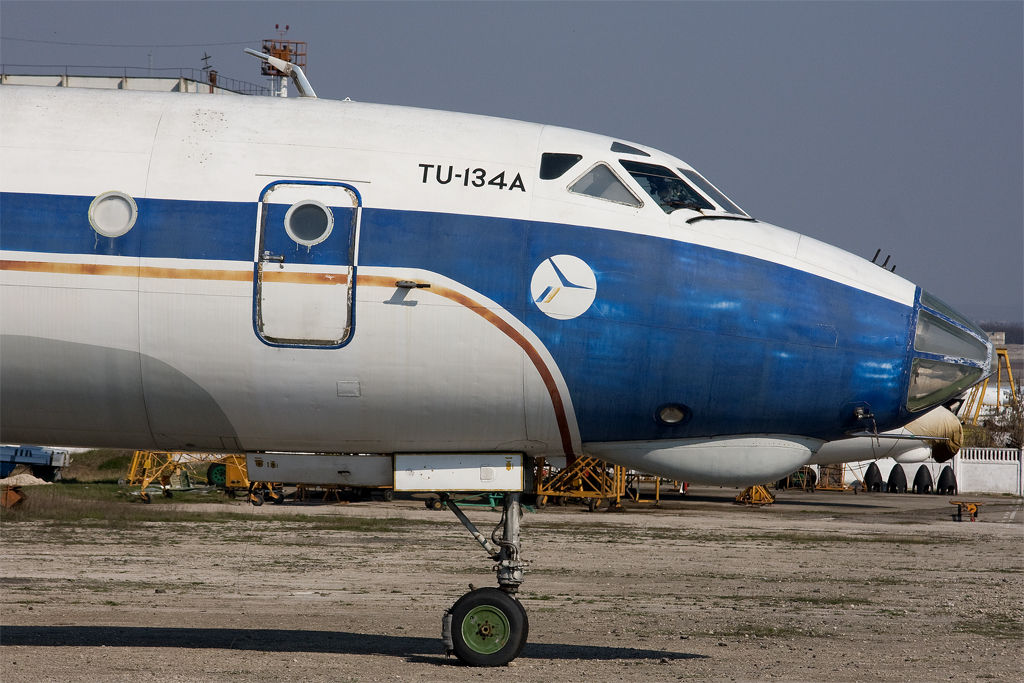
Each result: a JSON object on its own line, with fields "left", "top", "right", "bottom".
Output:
{"left": 734, "top": 485, "right": 776, "bottom": 506}
{"left": 126, "top": 450, "right": 227, "bottom": 503}
{"left": 816, "top": 464, "right": 858, "bottom": 492}
{"left": 535, "top": 455, "right": 626, "bottom": 510}
{"left": 623, "top": 472, "right": 676, "bottom": 504}
{"left": 962, "top": 348, "right": 1019, "bottom": 425}
{"left": 127, "top": 451, "right": 282, "bottom": 505}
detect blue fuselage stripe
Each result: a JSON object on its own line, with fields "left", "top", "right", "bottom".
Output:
{"left": 1, "top": 192, "right": 914, "bottom": 441}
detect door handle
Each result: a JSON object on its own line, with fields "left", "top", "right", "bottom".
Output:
{"left": 396, "top": 280, "right": 430, "bottom": 289}
{"left": 262, "top": 251, "right": 285, "bottom": 263}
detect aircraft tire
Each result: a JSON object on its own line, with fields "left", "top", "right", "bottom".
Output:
{"left": 250, "top": 492, "right": 264, "bottom": 507}
{"left": 511, "top": 594, "right": 529, "bottom": 660}
{"left": 206, "top": 463, "right": 227, "bottom": 487}
{"left": 449, "top": 587, "right": 528, "bottom": 667}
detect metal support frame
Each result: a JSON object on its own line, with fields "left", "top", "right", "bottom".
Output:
{"left": 735, "top": 485, "right": 776, "bottom": 506}
{"left": 963, "top": 348, "right": 1020, "bottom": 425}
{"left": 535, "top": 455, "right": 625, "bottom": 507}
{"left": 127, "top": 450, "right": 224, "bottom": 500}
{"left": 442, "top": 492, "right": 525, "bottom": 593}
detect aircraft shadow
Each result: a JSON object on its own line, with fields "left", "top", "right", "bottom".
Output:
{"left": 0, "top": 625, "right": 707, "bottom": 663}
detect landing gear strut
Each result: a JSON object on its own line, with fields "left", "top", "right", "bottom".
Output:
{"left": 441, "top": 491, "right": 529, "bottom": 666}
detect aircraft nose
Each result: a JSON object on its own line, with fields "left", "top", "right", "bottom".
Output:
{"left": 905, "top": 290, "right": 993, "bottom": 412}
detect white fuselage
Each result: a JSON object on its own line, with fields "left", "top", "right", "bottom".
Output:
{"left": 0, "top": 86, "right": 992, "bottom": 485}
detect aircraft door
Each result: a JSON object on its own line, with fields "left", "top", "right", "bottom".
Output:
{"left": 254, "top": 181, "right": 359, "bottom": 347}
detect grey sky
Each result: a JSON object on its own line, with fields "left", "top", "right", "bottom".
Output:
{"left": 3, "top": 1, "right": 1021, "bottom": 322}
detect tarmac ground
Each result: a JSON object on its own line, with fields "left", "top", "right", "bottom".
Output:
{"left": 2, "top": 485, "right": 1022, "bottom": 682}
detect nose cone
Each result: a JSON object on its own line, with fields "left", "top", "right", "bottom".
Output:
{"left": 906, "top": 290, "right": 993, "bottom": 412}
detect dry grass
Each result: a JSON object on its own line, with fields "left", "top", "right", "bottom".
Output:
{"left": 1, "top": 482, "right": 431, "bottom": 533}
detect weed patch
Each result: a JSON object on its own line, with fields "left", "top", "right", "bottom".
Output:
{"left": 953, "top": 614, "right": 1023, "bottom": 639}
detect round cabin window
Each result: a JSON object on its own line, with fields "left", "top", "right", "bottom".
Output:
{"left": 284, "top": 200, "right": 334, "bottom": 246}
{"left": 88, "top": 191, "right": 138, "bottom": 238}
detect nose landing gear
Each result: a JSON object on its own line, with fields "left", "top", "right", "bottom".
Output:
{"left": 441, "top": 491, "right": 529, "bottom": 666}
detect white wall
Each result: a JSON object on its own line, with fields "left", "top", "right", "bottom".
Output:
{"left": 827, "top": 448, "right": 1022, "bottom": 495}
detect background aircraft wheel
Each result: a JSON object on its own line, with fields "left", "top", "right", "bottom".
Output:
{"left": 449, "top": 588, "right": 528, "bottom": 667}
{"left": 206, "top": 463, "right": 227, "bottom": 487}
{"left": 426, "top": 496, "right": 443, "bottom": 510}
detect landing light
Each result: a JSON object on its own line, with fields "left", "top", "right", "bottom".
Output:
{"left": 657, "top": 404, "right": 690, "bottom": 425}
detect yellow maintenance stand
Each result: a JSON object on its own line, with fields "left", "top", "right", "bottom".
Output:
{"left": 127, "top": 450, "right": 225, "bottom": 502}
{"left": 534, "top": 455, "right": 626, "bottom": 511}
{"left": 127, "top": 451, "right": 281, "bottom": 504}
{"left": 735, "top": 485, "right": 776, "bottom": 506}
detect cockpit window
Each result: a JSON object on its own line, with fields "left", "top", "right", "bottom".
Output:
{"left": 678, "top": 168, "right": 748, "bottom": 216}
{"left": 540, "top": 153, "right": 583, "bottom": 180}
{"left": 620, "top": 160, "right": 713, "bottom": 214}
{"left": 569, "top": 163, "right": 642, "bottom": 207}
{"left": 610, "top": 141, "right": 650, "bottom": 157}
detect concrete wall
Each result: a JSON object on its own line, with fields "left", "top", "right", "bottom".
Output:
{"left": 957, "top": 448, "right": 1023, "bottom": 495}
{"left": 830, "top": 448, "right": 1022, "bottom": 495}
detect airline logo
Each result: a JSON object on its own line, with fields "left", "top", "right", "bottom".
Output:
{"left": 530, "top": 255, "right": 597, "bottom": 320}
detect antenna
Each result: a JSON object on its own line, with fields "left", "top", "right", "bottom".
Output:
{"left": 870, "top": 248, "right": 896, "bottom": 272}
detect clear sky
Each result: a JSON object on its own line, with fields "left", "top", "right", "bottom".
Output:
{"left": 3, "top": 1, "right": 1021, "bottom": 322}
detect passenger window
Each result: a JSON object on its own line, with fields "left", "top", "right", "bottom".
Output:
{"left": 540, "top": 153, "right": 583, "bottom": 180}
{"left": 569, "top": 163, "right": 641, "bottom": 207}
{"left": 620, "top": 160, "right": 713, "bottom": 214}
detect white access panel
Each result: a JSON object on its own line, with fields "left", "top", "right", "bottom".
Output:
{"left": 393, "top": 453, "right": 523, "bottom": 492}
{"left": 246, "top": 453, "right": 393, "bottom": 486}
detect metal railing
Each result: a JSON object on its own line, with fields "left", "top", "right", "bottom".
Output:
{"left": 0, "top": 64, "right": 272, "bottom": 96}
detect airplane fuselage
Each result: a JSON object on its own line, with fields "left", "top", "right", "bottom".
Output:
{"left": 0, "top": 85, "right": 991, "bottom": 484}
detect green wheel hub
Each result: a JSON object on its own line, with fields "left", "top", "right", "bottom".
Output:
{"left": 461, "top": 604, "right": 511, "bottom": 654}
{"left": 207, "top": 463, "right": 227, "bottom": 487}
